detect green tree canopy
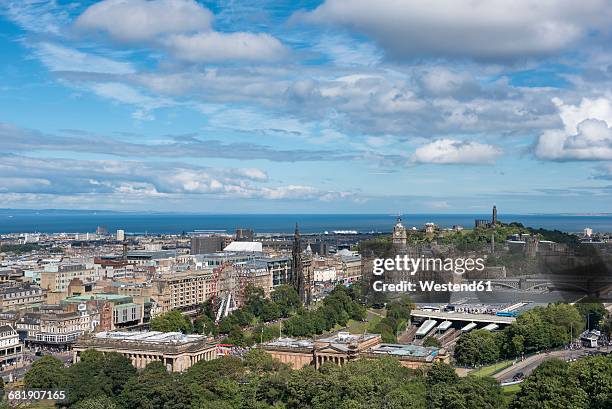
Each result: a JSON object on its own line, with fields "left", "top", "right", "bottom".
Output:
{"left": 150, "top": 310, "right": 193, "bottom": 333}
{"left": 24, "top": 355, "right": 66, "bottom": 389}
{"left": 65, "top": 350, "right": 136, "bottom": 405}
{"left": 271, "top": 285, "right": 301, "bottom": 317}
{"left": 423, "top": 336, "right": 442, "bottom": 348}
{"left": 569, "top": 355, "right": 612, "bottom": 409}
{"left": 511, "top": 359, "right": 589, "bottom": 409}
{"left": 454, "top": 329, "right": 501, "bottom": 367}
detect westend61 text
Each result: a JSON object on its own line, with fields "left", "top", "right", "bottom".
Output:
{"left": 372, "top": 280, "right": 493, "bottom": 293}
{"left": 372, "top": 255, "right": 485, "bottom": 276}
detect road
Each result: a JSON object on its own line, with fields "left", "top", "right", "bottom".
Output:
{"left": 494, "top": 346, "right": 612, "bottom": 383}
{"left": 1, "top": 350, "right": 72, "bottom": 382}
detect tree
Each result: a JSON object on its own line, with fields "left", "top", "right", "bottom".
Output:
{"left": 150, "top": 310, "right": 193, "bottom": 333}
{"left": 199, "top": 299, "right": 215, "bottom": 320}
{"left": 501, "top": 303, "right": 587, "bottom": 357}
{"left": 371, "top": 320, "right": 396, "bottom": 343}
{"left": 426, "top": 362, "right": 458, "bottom": 387}
{"left": 118, "top": 361, "right": 192, "bottom": 409}
{"left": 73, "top": 396, "right": 118, "bottom": 409}
{"left": 244, "top": 349, "right": 289, "bottom": 375}
{"left": 576, "top": 300, "right": 606, "bottom": 330}
{"left": 64, "top": 350, "right": 136, "bottom": 405}
{"left": 541, "top": 303, "right": 583, "bottom": 341}
{"left": 511, "top": 359, "right": 589, "bottom": 409}
{"left": 432, "top": 376, "right": 503, "bottom": 409}
{"left": 423, "top": 336, "right": 441, "bottom": 348}
{"left": 244, "top": 284, "right": 266, "bottom": 316}
{"left": 194, "top": 314, "right": 216, "bottom": 335}
{"left": 253, "top": 324, "right": 280, "bottom": 344}
{"left": 386, "top": 296, "right": 413, "bottom": 321}
{"left": 260, "top": 300, "right": 282, "bottom": 322}
{"left": 184, "top": 356, "right": 246, "bottom": 390}
{"left": 24, "top": 355, "right": 66, "bottom": 389}
{"left": 569, "top": 355, "right": 612, "bottom": 409}
{"left": 505, "top": 310, "right": 550, "bottom": 354}
{"left": 504, "top": 334, "right": 525, "bottom": 357}
{"left": 223, "top": 325, "right": 252, "bottom": 347}
{"left": 454, "top": 330, "right": 500, "bottom": 367}
{"left": 271, "top": 285, "right": 301, "bottom": 317}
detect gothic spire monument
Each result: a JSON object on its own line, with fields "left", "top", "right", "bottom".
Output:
{"left": 291, "top": 223, "right": 312, "bottom": 306}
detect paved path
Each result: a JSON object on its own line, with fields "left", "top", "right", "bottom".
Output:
{"left": 494, "top": 347, "right": 611, "bottom": 382}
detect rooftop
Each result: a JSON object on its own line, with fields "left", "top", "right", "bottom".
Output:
{"left": 94, "top": 331, "right": 205, "bottom": 344}
{"left": 368, "top": 343, "right": 441, "bottom": 358}
{"left": 64, "top": 293, "right": 130, "bottom": 302}
{"left": 317, "top": 332, "right": 379, "bottom": 344}
{"left": 264, "top": 337, "right": 314, "bottom": 349}
{"left": 223, "top": 241, "right": 263, "bottom": 252}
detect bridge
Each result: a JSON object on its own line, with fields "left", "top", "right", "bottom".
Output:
{"left": 472, "top": 276, "right": 612, "bottom": 294}
{"left": 411, "top": 310, "right": 515, "bottom": 325}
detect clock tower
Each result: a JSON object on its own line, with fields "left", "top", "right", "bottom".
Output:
{"left": 392, "top": 215, "right": 407, "bottom": 249}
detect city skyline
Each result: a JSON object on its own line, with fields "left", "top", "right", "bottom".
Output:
{"left": 2, "top": 0, "right": 612, "bottom": 213}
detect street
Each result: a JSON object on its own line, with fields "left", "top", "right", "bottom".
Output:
{"left": 494, "top": 346, "right": 612, "bottom": 383}
{"left": 1, "top": 349, "right": 72, "bottom": 383}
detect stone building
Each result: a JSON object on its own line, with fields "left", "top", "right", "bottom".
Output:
{"left": 0, "top": 325, "right": 23, "bottom": 368}
{"left": 15, "top": 303, "right": 99, "bottom": 347}
{"left": 151, "top": 269, "right": 217, "bottom": 315}
{"left": 261, "top": 332, "right": 448, "bottom": 370}
{"left": 0, "top": 283, "right": 45, "bottom": 310}
{"left": 73, "top": 331, "right": 218, "bottom": 372}
{"left": 235, "top": 260, "right": 274, "bottom": 306}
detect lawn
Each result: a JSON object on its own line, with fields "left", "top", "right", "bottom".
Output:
{"left": 502, "top": 382, "right": 522, "bottom": 406}
{"left": 329, "top": 309, "right": 385, "bottom": 335}
{"left": 502, "top": 383, "right": 522, "bottom": 393}
{"left": 469, "top": 360, "right": 514, "bottom": 377}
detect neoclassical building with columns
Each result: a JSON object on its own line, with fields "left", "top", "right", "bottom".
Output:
{"left": 261, "top": 332, "right": 449, "bottom": 370}
{"left": 72, "top": 331, "right": 217, "bottom": 372}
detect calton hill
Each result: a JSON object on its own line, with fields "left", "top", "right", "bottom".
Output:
{"left": 358, "top": 219, "right": 609, "bottom": 281}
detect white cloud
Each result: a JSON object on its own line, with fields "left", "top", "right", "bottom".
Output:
{"left": 412, "top": 139, "right": 502, "bottom": 164}
{"left": 74, "top": 0, "right": 213, "bottom": 42}
{"left": 552, "top": 96, "right": 612, "bottom": 134}
{"left": 535, "top": 97, "right": 612, "bottom": 160}
{"left": 424, "top": 200, "right": 451, "bottom": 209}
{"left": 417, "top": 68, "right": 478, "bottom": 97}
{"left": 312, "top": 34, "right": 382, "bottom": 67}
{"left": 301, "top": 0, "right": 611, "bottom": 60}
{"left": 2, "top": 0, "right": 70, "bottom": 35}
{"left": 87, "top": 82, "right": 174, "bottom": 120}
{"left": 0, "top": 154, "right": 351, "bottom": 202}
{"left": 33, "top": 42, "right": 135, "bottom": 74}
{"left": 162, "top": 31, "right": 287, "bottom": 62}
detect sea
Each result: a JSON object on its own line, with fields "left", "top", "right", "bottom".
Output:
{"left": 1, "top": 210, "right": 611, "bottom": 235}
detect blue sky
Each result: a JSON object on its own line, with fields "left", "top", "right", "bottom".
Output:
{"left": 1, "top": 0, "right": 612, "bottom": 214}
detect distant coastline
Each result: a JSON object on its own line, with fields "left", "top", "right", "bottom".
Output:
{"left": 1, "top": 208, "right": 611, "bottom": 216}
{"left": 1, "top": 210, "right": 611, "bottom": 234}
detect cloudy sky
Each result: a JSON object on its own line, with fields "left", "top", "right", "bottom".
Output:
{"left": 1, "top": 0, "right": 612, "bottom": 214}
